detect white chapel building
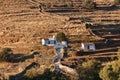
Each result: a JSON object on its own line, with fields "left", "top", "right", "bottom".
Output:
{"left": 42, "top": 35, "right": 67, "bottom": 48}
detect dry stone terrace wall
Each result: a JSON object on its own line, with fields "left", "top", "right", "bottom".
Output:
{"left": 0, "top": 0, "right": 120, "bottom": 54}
{"left": 0, "top": 0, "right": 120, "bottom": 79}
{"left": 93, "top": 0, "right": 115, "bottom": 4}
{"left": 0, "top": 0, "right": 90, "bottom": 54}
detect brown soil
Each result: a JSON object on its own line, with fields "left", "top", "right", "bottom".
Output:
{"left": 0, "top": 0, "right": 120, "bottom": 79}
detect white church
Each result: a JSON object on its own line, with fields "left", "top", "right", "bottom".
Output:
{"left": 42, "top": 35, "right": 67, "bottom": 48}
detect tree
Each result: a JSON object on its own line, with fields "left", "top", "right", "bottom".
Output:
{"left": 77, "top": 60, "right": 102, "bottom": 80}
{"left": 99, "top": 64, "right": 120, "bottom": 80}
{"left": 56, "top": 32, "right": 67, "bottom": 42}
{"left": 82, "top": 60, "right": 101, "bottom": 71}
{"left": 99, "top": 52, "right": 120, "bottom": 80}
{"left": 0, "top": 48, "right": 12, "bottom": 62}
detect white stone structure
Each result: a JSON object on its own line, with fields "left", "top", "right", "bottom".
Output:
{"left": 81, "top": 42, "right": 96, "bottom": 51}
{"left": 42, "top": 35, "right": 56, "bottom": 46}
{"left": 42, "top": 35, "right": 67, "bottom": 47}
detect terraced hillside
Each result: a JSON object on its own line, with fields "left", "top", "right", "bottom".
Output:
{"left": 0, "top": 0, "right": 90, "bottom": 54}
{"left": 0, "top": 0, "right": 120, "bottom": 79}
{"left": 0, "top": 0, "right": 120, "bottom": 59}
{"left": 45, "top": 1, "right": 120, "bottom": 66}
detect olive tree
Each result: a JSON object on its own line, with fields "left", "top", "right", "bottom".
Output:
{"left": 99, "top": 52, "right": 120, "bottom": 80}
{"left": 99, "top": 63, "right": 120, "bottom": 80}
{"left": 77, "top": 60, "right": 102, "bottom": 80}
{"left": 56, "top": 32, "right": 67, "bottom": 42}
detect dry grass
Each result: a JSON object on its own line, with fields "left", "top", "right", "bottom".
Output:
{"left": 0, "top": 0, "right": 69, "bottom": 54}
{"left": 0, "top": 0, "right": 120, "bottom": 79}
{"left": 0, "top": 0, "right": 119, "bottom": 57}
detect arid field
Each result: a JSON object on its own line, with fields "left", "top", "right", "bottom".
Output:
{"left": 0, "top": 0, "right": 120, "bottom": 79}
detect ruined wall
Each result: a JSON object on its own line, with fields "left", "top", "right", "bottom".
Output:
{"left": 93, "top": 0, "right": 115, "bottom": 4}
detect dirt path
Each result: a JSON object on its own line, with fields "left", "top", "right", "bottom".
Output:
{"left": 52, "top": 47, "right": 79, "bottom": 77}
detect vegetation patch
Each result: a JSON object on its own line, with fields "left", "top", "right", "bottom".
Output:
{"left": 24, "top": 68, "right": 69, "bottom": 80}
{"left": 114, "top": 0, "right": 120, "bottom": 5}
{"left": 77, "top": 60, "right": 102, "bottom": 80}
{"left": 0, "top": 48, "right": 12, "bottom": 62}
{"left": 39, "top": 2, "right": 52, "bottom": 10}
{"left": 99, "top": 63, "right": 120, "bottom": 80}
{"left": 56, "top": 32, "right": 67, "bottom": 42}
{"left": 82, "top": 0, "right": 96, "bottom": 9}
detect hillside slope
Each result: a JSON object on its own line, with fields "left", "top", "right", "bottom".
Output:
{"left": 0, "top": 0, "right": 90, "bottom": 54}
{"left": 0, "top": 0, "right": 83, "bottom": 53}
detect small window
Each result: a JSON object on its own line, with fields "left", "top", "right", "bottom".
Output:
{"left": 87, "top": 45, "right": 90, "bottom": 49}
{"left": 48, "top": 41, "right": 50, "bottom": 44}
{"left": 54, "top": 41, "right": 56, "bottom": 44}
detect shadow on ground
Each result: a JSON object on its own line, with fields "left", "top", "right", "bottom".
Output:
{"left": 9, "top": 52, "right": 41, "bottom": 63}
{"left": 46, "top": 9, "right": 80, "bottom": 13}
{"left": 96, "top": 5, "right": 120, "bottom": 11}
{"left": 9, "top": 62, "right": 40, "bottom": 80}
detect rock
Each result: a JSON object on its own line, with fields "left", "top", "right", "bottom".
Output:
{"left": 0, "top": 32, "right": 4, "bottom": 36}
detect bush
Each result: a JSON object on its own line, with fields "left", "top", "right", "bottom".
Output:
{"left": 99, "top": 64, "right": 120, "bottom": 80}
{"left": 77, "top": 60, "right": 102, "bottom": 80}
{"left": 24, "top": 68, "right": 39, "bottom": 80}
{"left": 82, "top": 60, "right": 101, "bottom": 70}
{"left": 39, "top": 2, "right": 52, "bottom": 10}
{"left": 99, "top": 53, "right": 120, "bottom": 80}
{"left": 38, "top": 69, "right": 69, "bottom": 80}
{"left": 0, "top": 48, "right": 12, "bottom": 62}
{"left": 82, "top": 0, "right": 96, "bottom": 9}
{"left": 114, "top": 0, "right": 120, "bottom": 5}
{"left": 56, "top": 32, "right": 67, "bottom": 42}
{"left": 24, "top": 68, "right": 69, "bottom": 80}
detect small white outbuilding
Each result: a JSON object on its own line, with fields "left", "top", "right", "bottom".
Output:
{"left": 81, "top": 42, "right": 96, "bottom": 51}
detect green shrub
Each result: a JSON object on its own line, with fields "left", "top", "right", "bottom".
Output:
{"left": 0, "top": 48, "right": 12, "bottom": 62}
{"left": 77, "top": 60, "right": 102, "bottom": 80}
{"left": 99, "top": 64, "right": 120, "bottom": 80}
{"left": 82, "top": 0, "right": 96, "bottom": 9}
{"left": 24, "top": 68, "right": 69, "bottom": 80}
{"left": 99, "top": 53, "right": 120, "bottom": 80}
{"left": 114, "top": 0, "right": 120, "bottom": 5}
{"left": 38, "top": 69, "right": 69, "bottom": 80}
{"left": 82, "top": 60, "right": 101, "bottom": 70}
{"left": 24, "top": 68, "right": 39, "bottom": 80}
{"left": 56, "top": 32, "right": 67, "bottom": 42}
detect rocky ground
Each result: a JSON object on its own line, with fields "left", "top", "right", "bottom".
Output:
{"left": 0, "top": 0, "right": 120, "bottom": 79}
{"left": 0, "top": 0, "right": 89, "bottom": 54}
